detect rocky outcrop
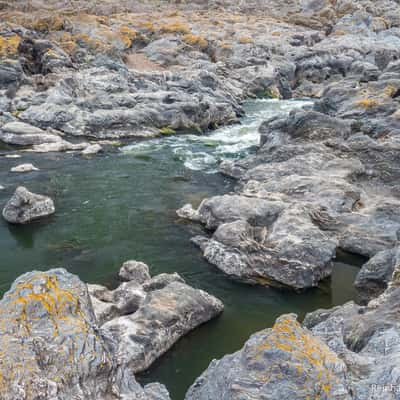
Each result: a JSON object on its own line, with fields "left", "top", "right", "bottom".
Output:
{"left": 304, "top": 278, "right": 400, "bottom": 400}
{"left": 2, "top": 186, "right": 55, "bottom": 224}
{"left": 187, "top": 268, "right": 400, "bottom": 400}
{"left": 89, "top": 262, "right": 224, "bottom": 372}
{"left": 0, "top": 268, "right": 171, "bottom": 400}
{"left": 185, "top": 313, "right": 349, "bottom": 400}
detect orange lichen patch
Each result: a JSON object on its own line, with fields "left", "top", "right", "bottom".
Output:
{"left": 11, "top": 274, "right": 86, "bottom": 336}
{"left": 0, "top": 34, "right": 21, "bottom": 57}
{"left": 248, "top": 315, "right": 341, "bottom": 397}
{"left": 118, "top": 25, "right": 138, "bottom": 49}
{"left": 183, "top": 34, "right": 208, "bottom": 49}
{"left": 355, "top": 98, "right": 380, "bottom": 108}
{"left": 160, "top": 21, "right": 191, "bottom": 34}
{"left": 271, "top": 31, "right": 281, "bottom": 36}
{"left": 238, "top": 35, "right": 254, "bottom": 44}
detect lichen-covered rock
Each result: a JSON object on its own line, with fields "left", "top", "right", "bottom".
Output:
{"left": 2, "top": 186, "right": 55, "bottom": 224}
{"left": 185, "top": 314, "right": 350, "bottom": 400}
{"left": 0, "top": 268, "right": 170, "bottom": 400}
{"left": 304, "top": 281, "right": 400, "bottom": 400}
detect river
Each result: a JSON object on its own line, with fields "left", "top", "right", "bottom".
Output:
{"left": 0, "top": 99, "right": 364, "bottom": 399}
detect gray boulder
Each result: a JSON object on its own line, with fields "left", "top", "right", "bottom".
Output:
{"left": 2, "top": 186, "right": 55, "bottom": 224}
{"left": 185, "top": 314, "right": 350, "bottom": 400}
{"left": 355, "top": 247, "right": 400, "bottom": 304}
{"left": 101, "top": 280, "right": 224, "bottom": 373}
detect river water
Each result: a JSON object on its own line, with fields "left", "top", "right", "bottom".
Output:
{"left": 0, "top": 100, "right": 364, "bottom": 399}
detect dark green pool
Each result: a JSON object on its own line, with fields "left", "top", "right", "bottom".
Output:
{"left": 0, "top": 100, "right": 364, "bottom": 400}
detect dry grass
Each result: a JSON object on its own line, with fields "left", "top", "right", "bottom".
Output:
{"left": 124, "top": 53, "right": 164, "bottom": 71}
{"left": 238, "top": 35, "right": 253, "bottom": 44}
{"left": 160, "top": 21, "right": 191, "bottom": 35}
{"left": 183, "top": 34, "right": 208, "bottom": 49}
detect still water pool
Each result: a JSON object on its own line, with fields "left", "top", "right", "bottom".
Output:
{"left": 0, "top": 100, "right": 363, "bottom": 399}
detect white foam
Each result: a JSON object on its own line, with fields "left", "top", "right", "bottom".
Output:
{"left": 121, "top": 99, "right": 313, "bottom": 172}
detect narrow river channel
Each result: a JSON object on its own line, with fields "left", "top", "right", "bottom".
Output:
{"left": 0, "top": 99, "right": 364, "bottom": 399}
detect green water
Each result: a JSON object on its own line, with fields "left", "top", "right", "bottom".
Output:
{"left": 0, "top": 100, "right": 364, "bottom": 400}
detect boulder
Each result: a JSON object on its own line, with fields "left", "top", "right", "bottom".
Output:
{"left": 355, "top": 247, "right": 400, "bottom": 304}
{"left": 0, "top": 268, "right": 170, "bottom": 400}
{"left": 2, "top": 186, "right": 55, "bottom": 224}
{"left": 101, "top": 280, "right": 224, "bottom": 373}
{"left": 185, "top": 314, "right": 350, "bottom": 400}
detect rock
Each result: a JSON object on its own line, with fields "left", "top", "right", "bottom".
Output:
{"left": 0, "top": 268, "right": 170, "bottom": 400}
{"left": 0, "top": 121, "right": 62, "bottom": 146}
{"left": 81, "top": 143, "right": 103, "bottom": 156}
{"left": 5, "top": 154, "right": 21, "bottom": 158}
{"left": 2, "top": 186, "right": 55, "bottom": 224}
{"left": 0, "top": 185, "right": 4, "bottom": 190}
{"left": 185, "top": 314, "right": 349, "bottom": 400}
{"left": 102, "top": 279, "right": 224, "bottom": 373}
{"left": 303, "top": 282, "right": 400, "bottom": 400}
{"left": 10, "top": 163, "right": 39, "bottom": 172}
{"left": 119, "top": 260, "right": 151, "bottom": 283}
{"left": 0, "top": 60, "right": 23, "bottom": 87}
{"left": 29, "top": 140, "right": 89, "bottom": 153}
{"left": 355, "top": 247, "right": 400, "bottom": 304}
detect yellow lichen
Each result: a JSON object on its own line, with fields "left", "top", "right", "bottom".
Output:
{"left": 0, "top": 35, "right": 21, "bottom": 57}
{"left": 355, "top": 98, "right": 380, "bottom": 108}
{"left": 183, "top": 34, "right": 208, "bottom": 49}
{"left": 249, "top": 315, "right": 340, "bottom": 397}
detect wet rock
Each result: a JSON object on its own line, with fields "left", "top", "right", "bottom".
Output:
{"left": 81, "top": 143, "right": 103, "bottom": 156}
{"left": 0, "top": 268, "right": 169, "bottom": 400}
{"left": 2, "top": 186, "right": 55, "bottom": 224}
{"left": 102, "top": 279, "right": 224, "bottom": 373}
{"left": 10, "top": 163, "right": 39, "bottom": 172}
{"left": 185, "top": 314, "right": 350, "bottom": 400}
{"left": 119, "top": 260, "right": 151, "bottom": 283}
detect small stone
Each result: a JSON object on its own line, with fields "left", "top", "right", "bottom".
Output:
{"left": 10, "top": 163, "right": 39, "bottom": 173}
{"left": 81, "top": 144, "right": 103, "bottom": 156}
{"left": 5, "top": 154, "right": 21, "bottom": 159}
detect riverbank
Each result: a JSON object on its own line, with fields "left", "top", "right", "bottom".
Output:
{"left": 1, "top": 0, "right": 400, "bottom": 399}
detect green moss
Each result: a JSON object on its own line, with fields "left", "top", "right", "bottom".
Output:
{"left": 159, "top": 127, "right": 176, "bottom": 136}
